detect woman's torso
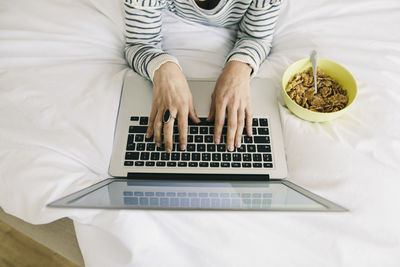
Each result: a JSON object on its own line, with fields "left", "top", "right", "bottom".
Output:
{"left": 164, "top": 0, "right": 253, "bottom": 27}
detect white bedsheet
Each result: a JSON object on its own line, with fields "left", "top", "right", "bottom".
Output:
{"left": 1, "top": 0, "right": 400, "bottom": 266}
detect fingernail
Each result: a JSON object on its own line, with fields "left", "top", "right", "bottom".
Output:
{"left": 215, "top": 138, "right": 220, "bottom": 144}
{"left": 156, "top": 143, "right": 161, "bottom": 147}
{"left": 166, "top": 148, "right": 171, "bottom": 153}
{"left": 228, "top": 145, "right": 234, "bottom": 151}
{"left": 180, "top": 144, "right": 186, "bottom": 151}
{"left": 236, "top": 142, "right": 241, "bottom": 148}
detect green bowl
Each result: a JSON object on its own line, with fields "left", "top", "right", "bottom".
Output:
{"left": 281, "top": 58, "right": 357, "bottom": 122}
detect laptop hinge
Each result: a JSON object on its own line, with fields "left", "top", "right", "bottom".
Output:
{"left": 127, "top": 173, "right": 269, "bottom": 181}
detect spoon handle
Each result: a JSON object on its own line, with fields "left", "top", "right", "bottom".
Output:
{"left": 310, "top": 50, "right": 318, "bottom": 94}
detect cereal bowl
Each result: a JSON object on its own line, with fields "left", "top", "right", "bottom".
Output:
{"left": 281, "top": 58, "right": 357, "bottom": 122}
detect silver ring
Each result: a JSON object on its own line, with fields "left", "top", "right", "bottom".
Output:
{"left": 163, "top": 109, "right": 176, "bottom": 124}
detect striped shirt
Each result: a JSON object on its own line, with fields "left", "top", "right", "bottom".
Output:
{"left": 124, "top": 0, "right": 282, "bottom": 81}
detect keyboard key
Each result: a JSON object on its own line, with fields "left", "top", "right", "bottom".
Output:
{"left": 156, "top": 144, "right": 165, "bottom": 151}
{"left": 137, "top": 143, "right": 146, "bottom": 151}
{"left": 130, "top": 116, "right": 139, "bottom": 121}
{"left": 178, "top": 162, "right": 187, "bottom": 167}
{"left": 129, "top": 126, "right": 147, "bottom": 133}
{"left": 135, "top": 134, "right": 144, "bottom": 142}
{"left": 190, "top": 127, "right": 198, "bottom": 134}
{"left": 212, "top": 153, "right": 221, "bottom": 161}
{"left": 206, "top": 144, "right": 216, "bottom": 152}
{"left": 210, "top": 162, "right": 219, "bottom": 167}
{"left": 150, "top": 152, "right": 160, "bottom": 160}
{"left": 161, "top": 152, "right": 170, "bottom": 160}
{"left": 247, "top": 145, "right": 256, "bottom": 153}
{"left": 174, "top": 135, "right": 180, "bottom": 143}
{"left": 258, "top": 145, "right": 271, "bottom": 152}
{"left": 156, "top": 161, "right": 166, "bottom": 167}
{"left": 127, "top": 134, "right": 134, "bottom": 144}
{"left": 160, "top": 198, "right": 169, "bottom": 207}
{"left": 125, "top": 152, "right": 139, "bottom": 160}
{"left": 135, "top": 161, "right": 144, "bottom": 166}
{"left": 126, "top": 143, "right": 135, "bottom": 151}
{"left": 146, "top": 143, "right": 155, "bottom": 151}
{"left": 252, "top": 118, "right": 258, "bottom": 126}
{"left": 182, "top": 153, "right": 190, "bottom": 161}
{"left": 222, "top": 153, "right": 231, "bottom": 161}
{"left": 192, "top": 153, "right": 201, "bottom": 161}
{"left": 140, "top": 152, "right": 149, "bottom": 160}
{"left": 167, "top": 162, "right": 177, "bottom": 167}
{"left": 202, "top": 153, "right": 211, "bottom": 161}
{"left": 244, "top": 136, "right": 253, "bottom": 143}
{"left": 201, "top": 198, "right": 210, "bottom": 208}
{"left": 150, "top": 198, "right": 159, "bottom": 206}
{"left": 139, "top": 117, "right": 148, "bottom": 125}
{"left": 171, "top": 153, "right": 180, "bottom": 161}
{"left": 242, "top": 163, "right": 251, "bottom": 168}
{"left": 197, "top": 144, "right": 206, "bottom": 152}
{"left": 263, "top": 153, "right": 272, "bottom": 161}
{"left": 124, "top": 197, "right": 138, "bottom": 205}
{"left": 156, "top": 192, "right": 165, "bottom": 197}
{"left": 195, "top": 135, "right": 203, "bottom": 143}
{"left": 232, "top": 153, "right": 241, "bottom": 161}
{"left": 123, "top": 191, "right": 133, "bottom": 196}
{"left": 232, "top": 162, "right": 240, "bottom": 167}
{"left": 237, "top": 145, "right": 246, "bottom": 152}
{"left": 243, "top": 153, "right": 251, "bottom": 161}
{"left": 205, "top": 135, "right": 213, "bottom": 143}
{"left": 253, "top": 154, "right": 262, "bottom": 161}
{"left": 259, "top": 118, "right": 268, "bottom": 126}
{"left": 189, "top": 162, "right": 198, "bottom": 167}
{"left": 171, "top": 198, "right": 179, "bottom": 207}
{"left": 221, "top": 162, "right": 230, "bottom": 167}
{"left": 258, "top": 127, "right": 269, "bottom": 135}
{"left": 145, "top": 192, "right": 154, "bottom": 196}
{"left": 177, "top": 192, "right": 187, "bottom": 197}
{"left": 199, "top": 162, "right": 209, "bottom": 167}
{"left": 124, "top": 161, "right": 133, "bottom": 166}
{"left": 187, "top": 144, "right": 195, "bottom": 151}
{"left": 166, "top": 192, "right": 176, "bottom": 197}
{"left": 252, "top": 128, "right": 257, "bottom": 135}
{"left": 253, "top": 163, "right": 262, "bottom": 168}
{"left": 145, "top": 161, "right": 155, "bottom": 166}
{"left": 217, "top": 144, "right": 226, "bottom": 152}
{"left": 188, "top": 135, "right": 194, "bottom": 143}
{"left": 263, "top": 163, "right": 273, "bottom": 168}
{"left": 139, "top": 197, "right": 149, "bottom": 206}
{"left": 145, "top": 136, "right": 153, "bottom": 142}
{"left": 200, "top": 127, "right": 208, "bottom": 134}
{"left": 254, "top": 136, "right": 270, "bottom": 143}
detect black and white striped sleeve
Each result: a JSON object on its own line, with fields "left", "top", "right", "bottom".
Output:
{"left": 124, "top": 0, "right": 180, "bottom": 81}
{"left": 226, "top": 0, "right": 282, "bottom": 78}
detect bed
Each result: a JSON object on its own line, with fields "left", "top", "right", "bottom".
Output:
{"left": 1, "top": 0, "right": 399, "bottom": 266}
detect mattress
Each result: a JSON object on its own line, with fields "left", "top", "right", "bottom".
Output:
{"left": 1, "top": 0, "right": 399, "bottom": 266}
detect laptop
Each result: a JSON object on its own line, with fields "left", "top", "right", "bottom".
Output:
{"left": 48, "top": 71, "right": 346, "bottom": 211}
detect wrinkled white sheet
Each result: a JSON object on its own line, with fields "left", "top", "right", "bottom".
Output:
{"left": 1, "top": 0, "right": 400, "bottom": 266}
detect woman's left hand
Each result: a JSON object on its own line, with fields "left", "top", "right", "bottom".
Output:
{"left": 207, "top": 60, "right": 253, "bottom": 151}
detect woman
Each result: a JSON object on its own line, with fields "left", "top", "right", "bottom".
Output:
{"left": 124, "top": 0, "right": 282, "bottom": 153}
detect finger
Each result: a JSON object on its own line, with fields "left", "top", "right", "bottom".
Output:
{"left": 153, "top": 109, "right": 164, "bottom": 147}
{"left": 163, "top": 109, "right": 177, "bottom": 153}
{"left": 245, "top": 104, "right": 253, "bottom": 137}
{"left": 178, "top": 107, "right": 189, "bottom": 150}
{"left": 226, "top": 103, "right": 238, "bottom": 152}
{"left": 213, "top": 100, "right": 227, "bottom": 145}
{"left": 235, "top": 107, "right": 245, "bottom": 148}
{"left": 188, "top": 97, "right": 200, "bottom": 123}
{"left": 146, "top": 102, "right": 157, "bottom": 138}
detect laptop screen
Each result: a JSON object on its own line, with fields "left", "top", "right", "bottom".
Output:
{"left": 49, "top": 179, "right": 345, "bottom": 211}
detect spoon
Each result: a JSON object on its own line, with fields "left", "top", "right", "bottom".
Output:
{"left": 310, "top": 50, "right": 318, "bottom": 94}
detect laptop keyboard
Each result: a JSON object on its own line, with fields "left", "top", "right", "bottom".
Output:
{"left": 124, "top": 116, "right": 273, "bottom": 169}
{"left": 123, "top": 190, "right": 272, "bottom": 209}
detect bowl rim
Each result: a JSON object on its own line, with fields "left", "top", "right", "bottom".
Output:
{"left": 281, "top": 57, "right": 358, "bottom": 116}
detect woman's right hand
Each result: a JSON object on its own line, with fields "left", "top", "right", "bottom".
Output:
{"left": 146, "top": 62, "right": 200, "bottom": 153}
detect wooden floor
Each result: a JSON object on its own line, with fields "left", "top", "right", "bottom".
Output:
{"left": 0, "top": 220, "right": 79, "bottom": 267}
